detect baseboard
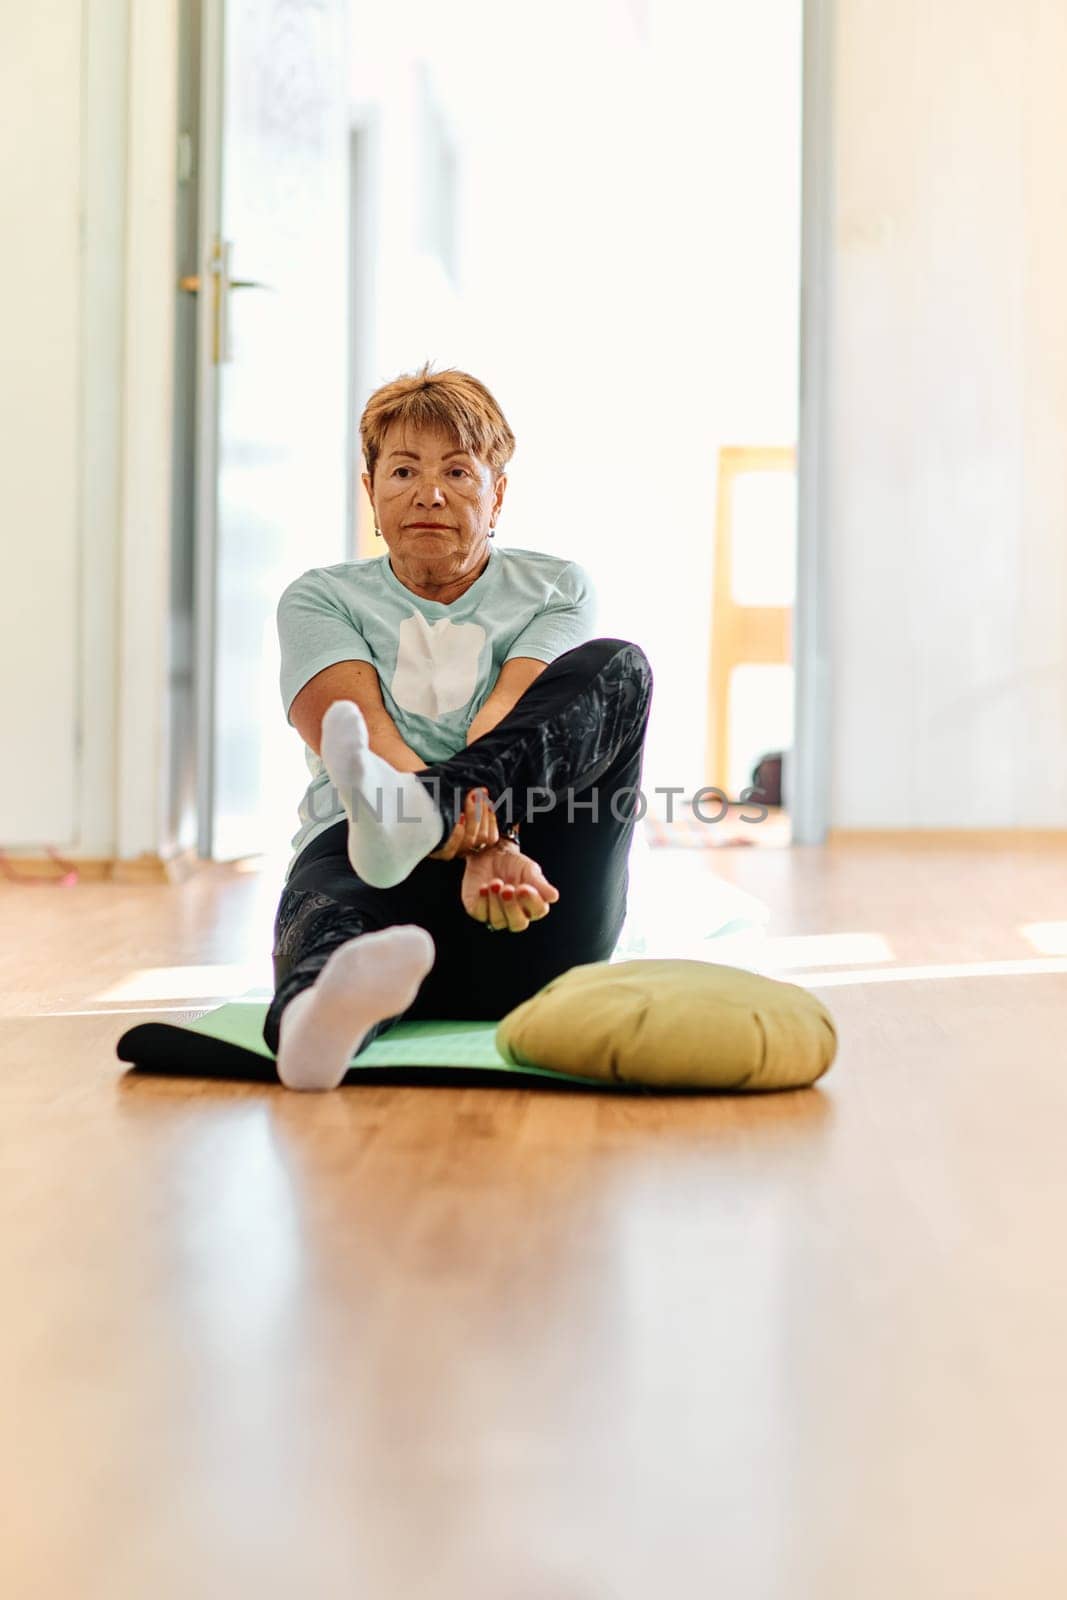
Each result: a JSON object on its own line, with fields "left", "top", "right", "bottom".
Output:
{"left": 0, "top": 846, "right": 206, "bottom": 885}
{"left": 827, "top": 829, "right": 1067, "bottom": 850}
{"left": 109, "top": 847, "right": 204, "bottom": 885}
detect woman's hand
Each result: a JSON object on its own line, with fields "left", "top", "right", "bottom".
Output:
{"left": 427, "top": 786, "right": 499, "bottom": 861}
{"left": 460, "top": 843, "right": 560, "bottom": 932}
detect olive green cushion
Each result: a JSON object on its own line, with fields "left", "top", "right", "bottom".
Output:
{"left": 495, "top": 958, "right": 837, "bottom": 1091}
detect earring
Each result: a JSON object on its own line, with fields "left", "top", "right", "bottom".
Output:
{"left": 374, "top": 526, "right": 382, "bottom": 538}
{"left": 489, "top": 526, "right": 496, "bottom": 539}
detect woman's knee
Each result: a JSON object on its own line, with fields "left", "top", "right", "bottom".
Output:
{"left": 562, "top": 636, "right": 652, "bottom": 683}
{"left": 571, "top": 634, "right": 648, "bottom": 662}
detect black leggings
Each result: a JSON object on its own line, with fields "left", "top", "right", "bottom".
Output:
{"left": 262, "top": 637, "right": 653, "bottom": 1056}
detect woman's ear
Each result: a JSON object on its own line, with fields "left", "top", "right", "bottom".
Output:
{"left": 361, "top": 471, "right": 375, "bottom": 511}
{"left": 493, "top": 473, "right": 508, "bottom": 520}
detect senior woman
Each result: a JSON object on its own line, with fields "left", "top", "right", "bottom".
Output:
{"left": 266, "top": 364, "right": 653, "bottom": 1090}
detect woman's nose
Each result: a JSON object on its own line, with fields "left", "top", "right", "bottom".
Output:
{"left": 415, "top": 479, "right": 447, "bottom": 507}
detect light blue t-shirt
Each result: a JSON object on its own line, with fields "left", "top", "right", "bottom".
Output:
{"left": 276, "top": 544, "right": 597, "bottom": 878}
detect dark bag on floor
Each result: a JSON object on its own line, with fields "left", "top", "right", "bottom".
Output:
{"left": 749, "top": 751, "right": 785, "bottom": 808}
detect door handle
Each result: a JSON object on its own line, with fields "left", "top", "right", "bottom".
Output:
{"left": 177, "top": 239, "right": 273, "bottom": 363}
{"left": 178, "top": 276, "right": 270, "bottom": 292}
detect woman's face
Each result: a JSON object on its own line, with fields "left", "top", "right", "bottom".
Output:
{"left": 363, "top": 422, "right": 506, "bottom": 575}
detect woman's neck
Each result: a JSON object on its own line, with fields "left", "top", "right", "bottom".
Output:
{"left": 388, "top": 544, "right": 491, "bottom": 605}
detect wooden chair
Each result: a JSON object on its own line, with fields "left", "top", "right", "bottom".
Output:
{"left": 706, "top": 445, "right": 796, "bottom": 796}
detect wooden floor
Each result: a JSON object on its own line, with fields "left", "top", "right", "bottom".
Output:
{"left": 4, "top": 840, "right": 1067, "bottom": 1598}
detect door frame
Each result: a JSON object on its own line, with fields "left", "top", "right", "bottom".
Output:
{"left": 792, "top": 0, "right": 833, "bottom": 845}
{"left": 191, "top": 0, "right": 224, "bottom": 860}
{"left": 115, "top": 0, "right": 181, "bottom": 861}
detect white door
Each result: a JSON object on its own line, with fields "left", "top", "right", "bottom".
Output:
{"left": 194, "top": 0, "right": 350, "bottom": 861}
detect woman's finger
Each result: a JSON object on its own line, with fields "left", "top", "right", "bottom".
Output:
{"left": 429, "top": 813, "right": 464, "bottom": 860}
{"left": 479, "top": 884, "right": 506, "bottom": 930}
{"left": 434, "top": 793, "right": 487, "bottom": 860}
{"left": 515, "top": 884, "right": 550, "bottom": 920}
{"left": 524, "top": 864, "right": 560, "bottom": 903}
{"left": 472, "top": 788, "right": 497, "bottom": 850}
{"left": 499, "top": 885, "right": 531, "bottom": 933}
{"left": 461, "top": 788, "right": 495, "bottom": 854}
{"left": 488, "top": 888, "right": 510, "bottom": 931}
{"left": 489, "top": 886, "right": 526, "bottom": 932}
{"left": 448, "top": 792, "right": 477, "bottom": 858}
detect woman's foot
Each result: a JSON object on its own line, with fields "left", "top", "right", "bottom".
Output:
{"left": 275, "top": 925, "right": 435, "bottom": 1091}
{"left": 320, "top": 700, "right": 446, "bottom": 886}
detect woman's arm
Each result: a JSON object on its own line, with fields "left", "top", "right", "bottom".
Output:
{"left": 292, "top": 661, "right": 506, "bottom": 860}
{"left": 289, "top": 660, "right": 427, "bottom": 771}
{"left": 465, "top": 657, "right": 547, "bottom": 746}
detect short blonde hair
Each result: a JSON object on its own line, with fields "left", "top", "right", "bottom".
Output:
{"left": 360, "top": 363, "right": 516, "bottom": 482}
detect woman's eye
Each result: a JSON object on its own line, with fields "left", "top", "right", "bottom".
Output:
{"left": 393, "top": 467, "right": 411, "bottom": 477}
{"left": 449, "top": 467, "right": 468, "bottom": 478}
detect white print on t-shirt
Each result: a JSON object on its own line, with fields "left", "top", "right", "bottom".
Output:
{"left": 390, "top": 609, "right": 487, "bottom": 718}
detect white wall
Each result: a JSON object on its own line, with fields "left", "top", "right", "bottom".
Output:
{"left": 80, "top": 0, "right": 131, "bottom": 858}
{"left": 0, "top": 5, "right": 84, "bottom": 847}
{"left": 0, "top": 0, "right": 177, "bottom": 864}
{"left": 828, "top": 0, "right": 1067, "bottom": 828}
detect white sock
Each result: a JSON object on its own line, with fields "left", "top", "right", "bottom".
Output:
{"left": 320, "top": 700, "right": 447, "bottom": 887}
{"left": 275, "top": 924, "right": 435, "bottom": 1092}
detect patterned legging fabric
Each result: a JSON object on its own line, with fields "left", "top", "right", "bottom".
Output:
{"left": 262, "top": 637, "right": 653, "bottom": 1057}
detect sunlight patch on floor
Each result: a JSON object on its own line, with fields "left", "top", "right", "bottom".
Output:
{"left": 751, "top": 932, "right": 895, "bottom": 970}
{"left": 92, "top": 962, "right": 274, "bottom": 1003}
{"left": 788, "top": 955, "right": 1067, "bottom": 989}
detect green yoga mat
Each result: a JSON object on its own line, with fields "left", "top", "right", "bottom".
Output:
{"left": 116, "top": 1001, "right": 606, "bottom": 1088}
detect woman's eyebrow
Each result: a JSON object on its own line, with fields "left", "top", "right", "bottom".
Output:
{"left": 385, "top": 448, "right": 473, "bottom": 461}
